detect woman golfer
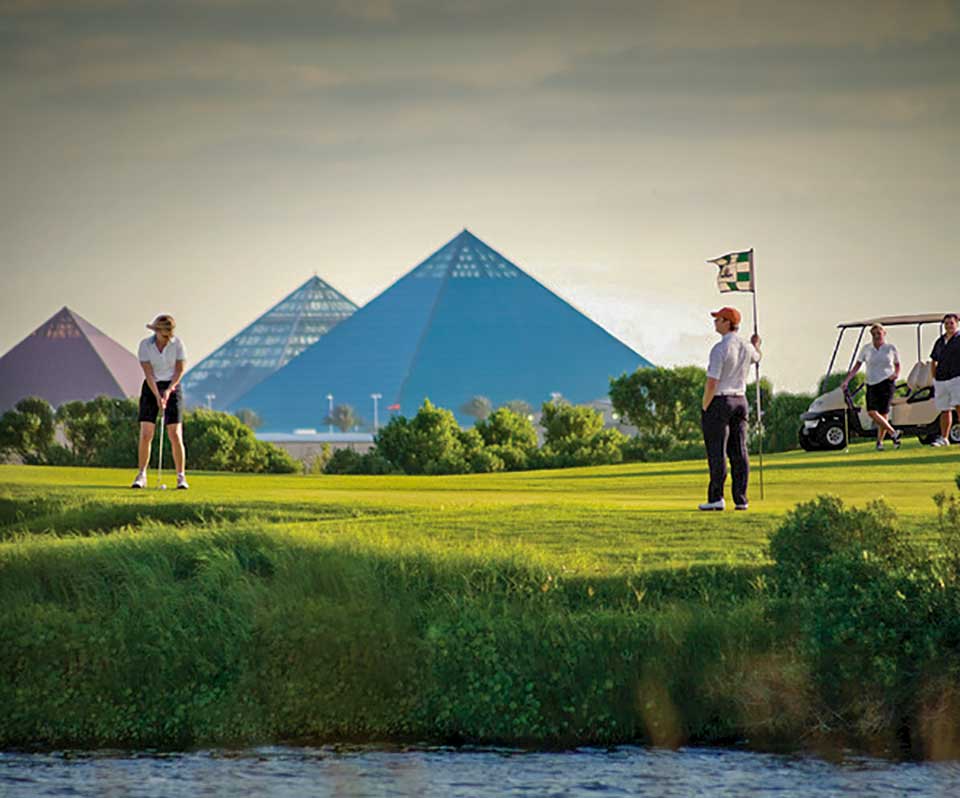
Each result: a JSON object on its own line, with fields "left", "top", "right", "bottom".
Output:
{"left": 841, "top": 323, "right": 902, "bottom": 450}
{"left": 132, "top": 314, "right": 189, "bottom": 489}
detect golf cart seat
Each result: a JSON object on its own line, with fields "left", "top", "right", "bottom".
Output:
{"left": 904, "top": 360, "right": 935, "bottom": 404}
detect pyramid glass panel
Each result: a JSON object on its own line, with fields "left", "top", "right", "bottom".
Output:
{"left": 181, "top": 276, "right": 357, "bottom": 410}
{"left": 229, "top": 231, "right": 653, "bottom": 431}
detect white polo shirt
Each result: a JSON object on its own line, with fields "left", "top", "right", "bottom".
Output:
{"left": 856, "top": 342, "right": 899, "bottom": 386}
{"left": 138, "top": 335, "right": 187, "bottom": 382}
{"left": 707, "top": 332, "right": 760, "bottom": 396}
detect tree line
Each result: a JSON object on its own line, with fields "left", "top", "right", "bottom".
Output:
{"left": 1, "top": 365, "right": 831, "bottom": 474}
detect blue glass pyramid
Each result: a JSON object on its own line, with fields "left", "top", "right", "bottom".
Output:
{"left": 229, "top": 231, "right": 653, "bottom": 430}
{"left": 182, "top": 275, "right": 357, "bottom": 410}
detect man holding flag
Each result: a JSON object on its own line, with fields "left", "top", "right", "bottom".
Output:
{"left": 699, "top": 249, "right": 763, "bottom": 511}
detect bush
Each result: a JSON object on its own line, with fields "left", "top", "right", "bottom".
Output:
{"left": 185, "top": 409, "right": 298, "bottom": 473}
{"left": 540, "top": 401, "right": 604, "bottom": 445}
{"left": 324, "top": 448, "right": 363, "bottom": 475}
{"left": 760, "top": 393, "right": 815, "bottom": 453}
{"left": 475, "top": 407, "right": 538, "bottom": 451}
{"left": 57, "top": 396, "right": 139, "bottom": 467}
{"left": 375, "top": 400, "right": 483, "bottom": 475}
{"left": 486, "top": 443, "right": 531, "bottom": 471}
{"left": 324, "top": 448, "right": 401, "bottom": 475}
{"left": 768, "top": 495, "right": 905, "bottom": 589}
{"left": 767, "top": 494, "right": 960, "bottom": 747}
{"left": 535, "top": 427, "right": 628, "bottom": 469}
{"left": 261, "top": 442, "right": 300, "bottom": 474}
{"left": 0, "top": 397, "right": 57, "bottom": 464}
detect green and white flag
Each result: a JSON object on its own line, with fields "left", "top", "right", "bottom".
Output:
{"left": 708, "top": 250, "right": 754, "bottom": 293}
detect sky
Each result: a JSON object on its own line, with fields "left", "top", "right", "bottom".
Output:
{"left": 2, "top": 0, "right": 958, "bottom": 395}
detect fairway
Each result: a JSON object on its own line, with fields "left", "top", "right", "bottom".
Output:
{"left": 2, "top": 439, "right": 954, "bottom": 572}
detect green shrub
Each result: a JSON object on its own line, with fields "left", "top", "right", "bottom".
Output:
{"left": 374, "top": 400, "right": 491, "bottom": 475}
{"left": 0, "top": 397, "right": 57, "bottom": 464}
{"left": 486, "top": 443, "right": 531, "bottom": 471}
{"left": 768, "top": 495, "right": 904, "bottom": 588}
{"left": 760, "top": 393, "right": 815, "bottom": 453}
{"left": 324, "top": 448, "right": 363, "bottom": 474}
{"left": 540, "top": 401, "right": 604, "bottom": 444}
{"left": 185, "top": 409, "right": 298, "bottom": 473}
{"left": 57, "top": 396, "right": 139, "bottom": 467}
{"left": 535, "top": 427, "right": 628, "bottom": 469}
{"left": 475, "top": 407, "right": 538, "bottom": 451}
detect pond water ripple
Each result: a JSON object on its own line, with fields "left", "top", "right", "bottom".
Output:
{"left": 3, "top": 745, "right": 960, "bottom": 797}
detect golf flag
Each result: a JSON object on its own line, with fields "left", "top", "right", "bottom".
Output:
{"left": 708, "top": 250, "right": 754, "bottom": 293}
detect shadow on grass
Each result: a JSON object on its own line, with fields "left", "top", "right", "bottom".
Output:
{"left": 0, "top": 493, "right": 407, "bottom": 539}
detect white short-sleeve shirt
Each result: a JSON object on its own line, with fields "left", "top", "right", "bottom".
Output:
{"left": 706, "top": 332, "right": 760, "bottom": 395}
{"left": 138, "top": 336, "right": 187, "bottom": 382}
{"left": 857, "top": 342, "right": 899, "bottom": 386}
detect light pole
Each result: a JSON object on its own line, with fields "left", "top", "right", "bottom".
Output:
{"left": 326, "top": 393, "right": 333, "bottom": 433}
{"left": 205, "top": 393, "right": 216, "bottom": 410}
{"left": 371, "top": 393, "right": 382, "bottom": 432}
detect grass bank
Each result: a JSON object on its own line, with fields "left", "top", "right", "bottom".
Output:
{"left": 1, "top": 440, "right": 958, "bottom": 756}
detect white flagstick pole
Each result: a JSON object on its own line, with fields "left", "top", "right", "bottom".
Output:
{"left": 750, "top": 248, "right": 764, "bottom": 500}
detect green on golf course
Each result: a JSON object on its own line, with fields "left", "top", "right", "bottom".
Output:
{"left": 2, "top": 440, "right": 960, "bottom": 755}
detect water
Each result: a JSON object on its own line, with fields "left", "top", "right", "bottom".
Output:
{"left": 3, "top": 745, "right": 960, "bottom": 798}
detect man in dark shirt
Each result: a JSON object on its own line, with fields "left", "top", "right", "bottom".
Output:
{"left": 930, "top": 313, "right": 960, "bottom": 446}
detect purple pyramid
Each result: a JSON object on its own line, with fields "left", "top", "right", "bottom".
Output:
{"left": 0, "top": 307, "right": 143, "bottom": 411}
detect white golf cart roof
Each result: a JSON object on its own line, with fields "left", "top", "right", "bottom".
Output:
{"left": 837, "top": 314, "right": 951, "bottom": 329}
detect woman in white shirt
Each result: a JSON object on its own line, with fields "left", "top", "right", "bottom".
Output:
{"left": 132, "top": 314, "right": 189, "bottom": 488}
{"left": 841, "top": 323, "right": 901, "bottom": 450}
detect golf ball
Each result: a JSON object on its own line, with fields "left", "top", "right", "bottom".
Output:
{"left": 160, "top": 485, "right": 167, "bottom": 491}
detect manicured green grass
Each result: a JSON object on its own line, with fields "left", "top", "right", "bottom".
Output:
{"left": 1, "top": 440, "right": 957, "bottom": 752}
{"left": 0, "top": 438, "right": 952, "bottom": 570}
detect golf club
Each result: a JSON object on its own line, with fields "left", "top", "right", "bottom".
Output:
{"left": 157, "top": 410, "right": 167, "bottom": 490}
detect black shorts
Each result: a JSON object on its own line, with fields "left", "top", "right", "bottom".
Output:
{"left": 138, "top": 380, "right": 184, "bottom": 424}
{"left": 866, "top": 379, "right": 895, "bottom": 414}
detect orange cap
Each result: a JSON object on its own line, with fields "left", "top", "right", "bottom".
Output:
{"left": 711, "top": 306, "right": 741, "bottom": 326}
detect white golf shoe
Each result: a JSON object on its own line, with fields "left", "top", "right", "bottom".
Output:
{"left": 698, "top": 499, "right": 726, "bottom": 511}
{"left": 131, "top": 471, "right": 147, "bottom": 489}
{"left": 176, "top": 474, "right": 190, "bottom": 490}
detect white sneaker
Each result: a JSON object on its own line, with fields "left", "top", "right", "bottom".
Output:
{"left": 735, "top": 503, "right": 749, "bottom": 511}
{"left": 176, "top": 474, "right": 189, "bottom": 490}
{"left": 131, "top": 471, "right": 147, "bottom": 489}
{"left": 698, "top": 499, "right": 726, "bottom": 511}
{"left": 932, "top": 437, "right": 949, "bottom": 447}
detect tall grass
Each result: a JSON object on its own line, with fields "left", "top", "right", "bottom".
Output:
{"left": 1, "top": 445, "right": 958, "bottom": 754}
{"left": 0, "top": 522, "right": 785, "bottom": 749}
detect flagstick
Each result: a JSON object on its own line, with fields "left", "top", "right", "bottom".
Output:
{"left": 750, "top": 248, "right": 765, "bottom": 501}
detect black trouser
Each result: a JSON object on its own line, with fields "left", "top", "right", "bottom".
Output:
{"left": 701, "top": 395, "right": 749, "bottom": 505}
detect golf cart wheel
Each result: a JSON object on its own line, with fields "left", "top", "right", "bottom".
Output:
{"left": 820, "top": 423, "right": 846, "bottom": 450}
{"left": 951, "top": 423, "right": 960, "bottom": 445}
{"left": 799, "top": 427, "right": 821, "bottom": 451}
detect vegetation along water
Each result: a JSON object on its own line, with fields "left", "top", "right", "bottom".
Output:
{"left": 2, "top": 440, "right": 960, "bottom": 758}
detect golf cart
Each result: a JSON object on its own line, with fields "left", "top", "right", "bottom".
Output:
{"left": 799, "top": 314, "right": 960, "bottom": 451}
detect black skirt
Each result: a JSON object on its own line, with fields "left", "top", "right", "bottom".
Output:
{"left": 138, "top": 380, "right": 184, "bottom": 424}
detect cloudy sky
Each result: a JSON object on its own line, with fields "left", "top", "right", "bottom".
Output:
{"left": 2, "top": 0, "right": 958, "bottom": 394}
